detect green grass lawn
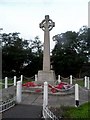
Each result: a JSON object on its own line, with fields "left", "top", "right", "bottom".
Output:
{"left": 0, "top": 79, "right": 14, "bottom": 89}
{"left": 63, "top": 102, "right": 90, "bottom": 119}
{"left": 73, "top": 79, "right": 90, "bottom": 88}
{"left": 74, "top": 79, "right": 84, "bottom": 87}
{"left": 23, "top": 79, "right": 33, "bottom": 84}
{"left": 61, "top": 78, "right": 85, "bottom": 87}
{"left": 51, "top": 102, "right": 90, "bottom": 119}
{"left": 0, "top": 82, "right": 2, "bottom": 89}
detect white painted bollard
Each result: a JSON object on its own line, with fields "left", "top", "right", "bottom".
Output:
{"left": 87, "top": 77, "right": 89, "bottom": 90}
{"left": 16, "top": 81, "right": 22, "bottom": 103}
{"left": 75, "top": 84, "right": 79, "bottom": 107}
{"left": 43, "top": 82, "right": 48, "bottom": 108}
{"left": 58, "top": 75, "right": 61, "bottom": 83}
{"left": 14, "top": 76, "right": 16, "bottom": 86}
{"left": 35, "top": 74, "right": 38, "bottom": 82}
{"left": 70, "top": 75, "right": 72, "bottom": 85}
{"left": 84, "top": 76, "right": 87, "bottom": 88}
{"left": 43, "top": 81, "right": 48, "bottom": 118}
{"left": 5, "top": 77, "right": 8, "bottom": 89}
{"left": 21, "top": 75, "right": 23, "bottom": 83}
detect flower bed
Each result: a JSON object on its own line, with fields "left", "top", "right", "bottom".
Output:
{"left": 22, "top": 81, "right": 71, "bottom": 93}
{"left": 50, "top": 82, "right": 71, "bottom": 93}
{"left": 23, "top": 82, "right": 37, "bottom": 87}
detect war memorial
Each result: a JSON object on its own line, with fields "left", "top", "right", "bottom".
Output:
{"left": 0, "top": 15, "right": 89, "bottom": 119}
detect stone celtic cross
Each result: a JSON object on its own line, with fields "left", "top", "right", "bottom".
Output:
{"left": 39, "top": 15, "right": 55, "bottom": 31}
{"left": 39, "top": 15, "right": 55, "bottom": 71}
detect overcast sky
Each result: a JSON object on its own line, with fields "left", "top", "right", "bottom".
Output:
{"left": 0, "top": 0, "right": 89, "bottom": 50}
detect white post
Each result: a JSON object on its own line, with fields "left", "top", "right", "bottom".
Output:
{"left": 75, "top": 84, "right": 79, "bottom": 107}
{"left": 14, "top": 76, "right": 16, "bottom": 86}
{"left": 70, "top": 75, "right": 72, "bottom": 85}
{"left": 16, "top": 81, "right": 22, "bottom": 103}
{"left": 21, "top": 75, "right": 23, "bottom": 83}
{"left": 87, "top": 77, "right": 89, "bottom": 90}
{"left": 35, "top": 74, "right": 38, "bottom": 82}
{"left": 43, "top": 81, "right": 48, "bottom": 117}
{"left": 43, "top": 82, "right": 48, "bottom": 108}
{"left": 58, "top": 75, "right": 61, "bottom": 83}
{"left": 84, "top": 76, "right": 87, "bottom": 88}
{"left": 5, "top": 77, "right": 8, "bottom": 89}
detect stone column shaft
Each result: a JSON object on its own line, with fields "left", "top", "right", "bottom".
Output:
{"left": 43, "top": 29, "right": 50, "bottom": 71}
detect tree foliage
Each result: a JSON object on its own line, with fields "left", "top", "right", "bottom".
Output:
{"left": 2, "top": 33, "right": 43, "bottom": 78}
{"left": 51, "top": 26, "right": 89, "bottom": 77}
{"left": 22, "top": 36, "right": 43, "bottom": 77}
{"left": 2, "top": 26, "right": 90, "bottom": 78}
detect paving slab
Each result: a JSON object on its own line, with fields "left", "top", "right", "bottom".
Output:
{"left": 2, "top": 104, "right": 42, "bottom": 119}
{"left": 21, "top": 88, "right": 88, "bottom": 107}
{"left": 21, "top": 93, "right": 43, "bottom": 105}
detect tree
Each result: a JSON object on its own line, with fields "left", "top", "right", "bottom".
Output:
{"left": 2, "top": 32, "right": 30, "bottom": 77}
{"left": 2, "top": 33, "right": 43, "bottom": 78}
{"left": 22, "top": 36, "right": 43, "bottom": 77}
{"left": 51, "top": 26, "right": 89, "bottom": 77}
{"left": 29, "top": 36, "right": 43, "bottom": 56}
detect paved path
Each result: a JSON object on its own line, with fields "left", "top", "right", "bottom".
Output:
{"left": 2, "top": 104, "right": 42, "bottom": 119}
{"left": 21, "top": 87, "right": 88, "bottom": 107}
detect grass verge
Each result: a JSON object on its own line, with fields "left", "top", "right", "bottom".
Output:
{"left": 50, "top": 102, "right": 90, "bottom": 119}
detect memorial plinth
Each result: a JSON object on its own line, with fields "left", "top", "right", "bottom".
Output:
{"left": 38, "top": 70, "right": 56, "bottom": 84}
{"left": 37, "top": 15, "right": 56, "bottom": 84}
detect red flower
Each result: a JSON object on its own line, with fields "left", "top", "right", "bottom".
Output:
{"left": 35, "top": 89, "right": 41, "bottom": 92}
{"left": 22, "top": 82, "right": 37, "bottom": 87}
{"left": 51, "top": 88, "right": 56, "bottom": 93}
